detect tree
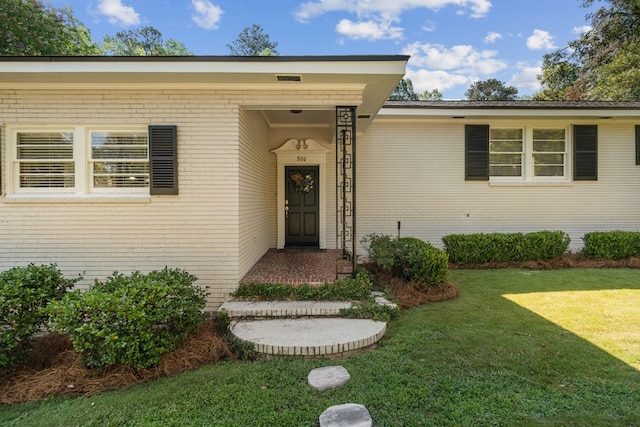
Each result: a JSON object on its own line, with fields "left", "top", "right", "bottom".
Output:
{"left": 227, "top": 24, "right": 278, "bottom": 56}
{"left": 388, "top": 78, "right": 419, "bottom": 101}
{"left": 536, "top": 0, "right": 640, "bottom": 100}
{"left": 465, "top": 79, "right": 518, "bottom": 101}
{"left": 102, "top": 26, "right": 191, "bottom": 56}
{"left": 420, "top": 89, "right": 444, "bottom": 101}
{"left": 0, "top": 0, "right": 99, "bottom": 55}
{"left": 533, "top": 50, "right": 582, "bottom": 100}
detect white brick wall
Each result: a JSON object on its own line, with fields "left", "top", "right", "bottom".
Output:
{"left": 357, "top": 119, "right": 640, "bottom": 256}
{"left": 0, "top": 88, "right": 359, "bottom": 309}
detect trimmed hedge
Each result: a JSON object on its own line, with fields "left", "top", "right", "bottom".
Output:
{"left": 0, "top": 264, "right": 81, "bottom": 370}
{"left": 443, "top": 231, "right": 570, "bottom": 264}
{"left": 582, "top": 231, "right": 640, "bottom": 259}
{"left": 364, "top": 234, "right": 449, "bottom": 285}
{"left": 48, "top": 268, "right": 207, "bottom": 371}
{"left": 232, "top": 269, "right": 373, "bottom": 301}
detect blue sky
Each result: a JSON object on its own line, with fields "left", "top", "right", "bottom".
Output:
{"left": 50, "top": 0, "right": 597, "bottom": 99}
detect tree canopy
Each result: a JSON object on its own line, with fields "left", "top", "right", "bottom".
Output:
{"left": 102, "top": 27, "right": 191, "bottom": 56}
{"left": 227, "top": 24, "right": 279, "bottom": 56}
{"left": 536, "top": 0, "right": 640, "bottom": 100}
{"left": 465, "top": 79, "right": 518, "bottom": 101}
{"left": 389, "top": 78, "right": 419, "bottom": 101}
{"left": 0, "top": 0, "right": 99, "bottom": 55}
{"left": 420, "top": 88, "right": 444, "bottom": 101}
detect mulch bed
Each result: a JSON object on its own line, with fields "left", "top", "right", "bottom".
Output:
{"left": 0, "top": 319, "right": 233, "bottom": 405}
{"left": 363, "top": 263, "right": 460, "bottom": 309}
{"left": 2, "top": 255, "right": 636, "bottom": 405}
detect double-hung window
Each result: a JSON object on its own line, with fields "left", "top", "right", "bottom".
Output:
{"left": 532, "top": 129, "right": 566, "bottom": 177}
{"left": 90, "top": 131, "right": 149, "bottom": 190}
{"left": 16, "top": 131, "right": 75, "bottom": 190}
{"left": 489, "top": 128, "right": 523, "bottom": 177}
{"left": 9, "top": 126, "right": 151, "bottom": 196}
{"left": 489, "top": 127, "right": 568, "bottom": 181}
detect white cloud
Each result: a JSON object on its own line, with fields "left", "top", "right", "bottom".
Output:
{"left": 406, "top": 68, "right": 470, "bottom": 95}
{"left": 294, "top": 0, "right": 492, "bottom": 40}
{"left": 573, "top": 25, "right": 592, "bottom": 35}
{"left": 526, "top": 29, "right": 556, "bottom": 50}
{"left": 422, "top": 20, "right": 436, "bottom": 33}
{"left": 403, "top": 42, "right": 507, "bottom": 75}
{"left": 97, "top": 0, "right": 140, "bottom": 26}
{"left": 484, "top": 31, "right": 502, "bottom": 44}
{"left": 402, "top": 41, "right": 508, "bottom": 98}
{"left": 508, "top": 63, "right": 542, "bottom": 91}
{"left": 336, "top": 18, "right": 403, "bottom": 40}
{"left": 192, "top": 0, "right": 223, "bottom": 30}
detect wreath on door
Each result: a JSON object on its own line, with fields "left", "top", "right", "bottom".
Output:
{"left": 290, "top": 172, "right": 314, "bottom": 193}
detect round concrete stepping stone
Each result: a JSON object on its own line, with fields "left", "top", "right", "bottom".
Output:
{"left": 308, "top": 366, "right": 351, "bottom": 391}
{"left": 319, "top": 403, "right": 372, "bottom": 427}
{"left": 230, "top": 318, "right": 386, "bottom": 357}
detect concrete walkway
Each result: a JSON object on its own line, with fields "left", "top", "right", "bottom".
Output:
{"left": 219, "top": 299, "right": 393, "bottom": 358}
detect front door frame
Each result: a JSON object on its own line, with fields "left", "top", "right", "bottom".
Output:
{"left": 272, "top": 139, "right": 330, "bottom": 249}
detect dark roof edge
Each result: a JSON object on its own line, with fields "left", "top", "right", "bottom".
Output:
{"left": 0, "top": 54, "right": 410, "bottom": 63}
{"left": 383, "top": 100, "right": 640, "bottom": 109}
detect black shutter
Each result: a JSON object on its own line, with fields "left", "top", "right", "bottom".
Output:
{"left": 574, "top": 125, "right": 598, "bottom": 181}
{"left": 465, "top": 125, "right": 489, "bottom": 181}
{"left": 149, "top": 125, "right": 178, "bottom": 195}
{"left": 636, "top": 125, "right": 640, "bottom": 165}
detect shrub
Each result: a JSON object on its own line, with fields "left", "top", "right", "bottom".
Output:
{"left": 0, "top": 264, "right": 81, "bottom": 370}
{"left": 361, "top": 233, "right": 396, "bottom": 271}
{"left": 362, "top": 234, "right": 449, "bottom": 286}
{"left": 582, "top": 231, "right": 640, "bottom": 259}
{"left": 413, "top": 247, "right": 449, "bottom": 285}
{"left": 48, "top": 268, "right": 207, "bottom": 371}
{"left": 443, "top": 231, "right": 570, "bottom": 264}
{"left": 232, "top": 269, "right": 373, "bottom": 301}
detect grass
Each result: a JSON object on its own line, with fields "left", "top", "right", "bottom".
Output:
{"left": 1, "top": 268, "right": 639, "bottom": 426}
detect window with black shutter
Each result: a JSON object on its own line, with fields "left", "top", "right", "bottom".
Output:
{"left": 149, "top": 125, "right": 178, "bottom": 195}
{"left": 573, "top": 125, "right": 597, "bottom": 181}
{"left": 465, "top": 124, "right": 489, "bottom": 181}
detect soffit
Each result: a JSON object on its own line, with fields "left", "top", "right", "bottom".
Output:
{"left": 0, "top": 56, "right": 408, "bottom": 130}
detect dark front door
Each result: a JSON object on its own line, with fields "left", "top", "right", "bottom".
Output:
{"left": 285, "top": 166, "right": 319, "bottom": 247}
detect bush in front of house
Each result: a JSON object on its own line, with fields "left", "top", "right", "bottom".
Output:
{"left": 48, "top": 268, "right": 207, "bottom": 371}
{"left": 442, "top": 231, "right": 570, "bottom": 264}
{"left": 0, "top": 264, "right": 81, "bottom": 370}
{"left": 582, "top": 231, "right": 640, "bottom": 259}
{"left": 363, "top": 234, "right": 449, "bottom": 285}
{"left": 232, "top": 269, "right": 373, "bottom": 301}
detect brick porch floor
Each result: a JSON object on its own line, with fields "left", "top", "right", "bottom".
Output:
{"left": 240, "top": 249, "right": 353, "bottom": 285}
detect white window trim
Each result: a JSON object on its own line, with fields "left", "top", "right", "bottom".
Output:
{"left": 489, "top": 125, "right": 571, "bottom": 184}
{"left": 5, "top": 124, "right": 150, "bottom": 200}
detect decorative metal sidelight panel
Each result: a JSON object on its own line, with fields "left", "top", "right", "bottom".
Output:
{"left": 335, "top": 106, "right": 356, "bottom": 278}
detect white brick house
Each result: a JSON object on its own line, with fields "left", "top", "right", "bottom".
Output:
{"left": 1, "top": 56, "right": 639, "bottom": 308}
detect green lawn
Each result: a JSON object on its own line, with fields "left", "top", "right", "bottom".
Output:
{"left": 1, "top": 269, "right": 639, "bottom": 426}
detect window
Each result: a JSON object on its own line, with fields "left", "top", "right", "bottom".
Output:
{"left": 532, "top": 129, "right": 566, "bottom": 177}
{"left": 16, "top": 131, "right": 75, "bottom": 189}
{"left": 466, "top": 124, "right": 595, "bottom": 182}
{"left": 488, "top": 127, "right": 567, "bottom": 180}
{"left": 8, "top": 125, "right": 177, "bottom": 197}
{"left": 90, "top": 131, "right": 149, "bottom": 189}
{"left": 489, "top": 128, "right": 523, "bottom": 177}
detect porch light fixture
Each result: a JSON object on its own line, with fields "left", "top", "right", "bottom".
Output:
{"left": 357, "top": 115, "right": 371, "bottom": 119}
{"left": 276, "top": 75, "right": 302, "bottom": 82}
{"left": 290, "top": 109, "right": 302, "bottom": 114}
